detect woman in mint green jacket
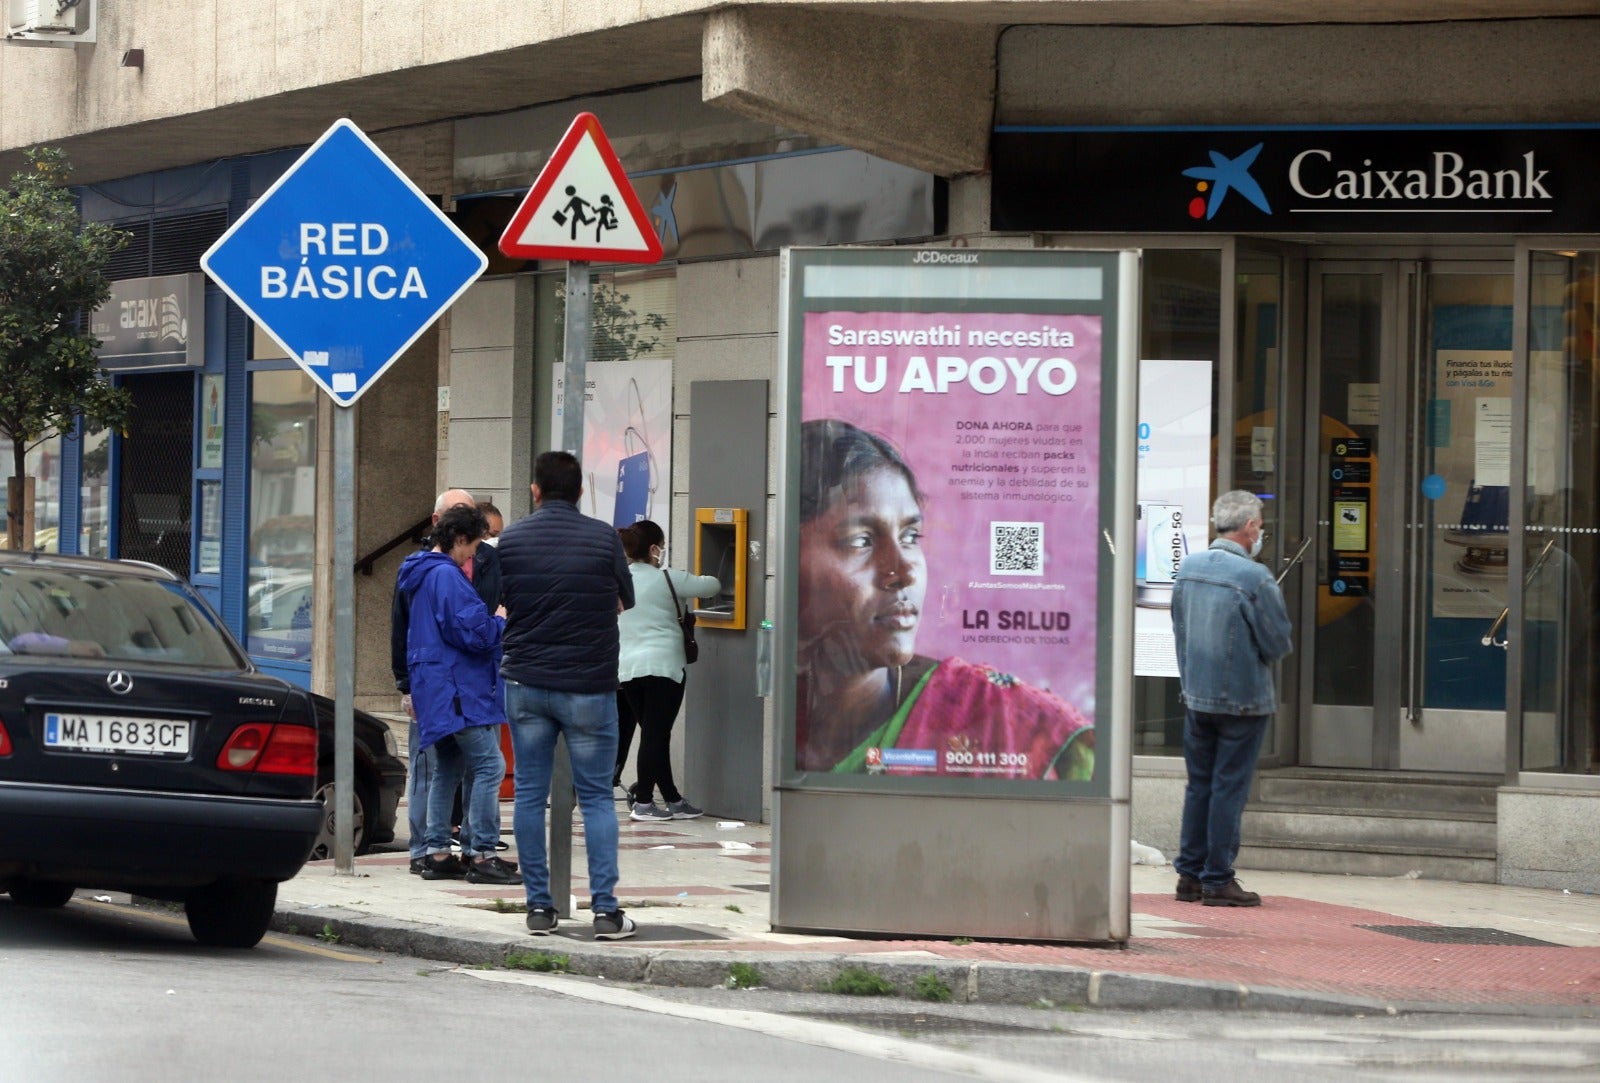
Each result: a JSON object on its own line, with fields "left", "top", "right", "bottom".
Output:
{"left": 615, "top": 520, "right": 722, "bottom": 822}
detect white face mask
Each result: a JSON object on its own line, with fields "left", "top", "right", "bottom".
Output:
{"left": 1249, "top": 533, "right": 1264, "bottom": 559}
{"left": 483, "top": 536, "right": 499, "bottom": 548}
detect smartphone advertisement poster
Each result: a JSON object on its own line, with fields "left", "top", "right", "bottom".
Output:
{"left": 552, "top": 358, "right": 673, "bottom": 534}
{"left": 1134, "top": 358, "right": 1214, "bottom": 678}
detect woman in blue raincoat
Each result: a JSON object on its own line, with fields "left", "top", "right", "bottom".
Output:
{"left": 396, "top": 504, "right": 518, "bottom": 885}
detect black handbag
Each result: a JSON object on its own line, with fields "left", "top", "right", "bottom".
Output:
{"left": 662, "top": 570, "right": 698, "bottom": 664}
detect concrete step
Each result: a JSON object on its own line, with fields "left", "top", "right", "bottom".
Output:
{"left": 1237, "top": 844, "right": 1498, "bottom": 883}
{"left": 1253, "top": 771, "right": 1498, "bottom": 815}
{"left": 1242, "top": 806, "right": 1496, "bottom": 853}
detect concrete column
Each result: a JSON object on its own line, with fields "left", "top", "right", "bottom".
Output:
{"left": 352, "top": 326, "right": 442, "bottom": 711}
{"left": 947, "top": 173, "right": 992, "bottom": 237}
{"left": 703, "top": 9, "right": 995, "bottom": 177}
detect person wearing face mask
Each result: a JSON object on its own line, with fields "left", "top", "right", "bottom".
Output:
{"left": 615, "top": 520, "right": 722, "bottom": 821}
{"left": 479, "top": 501, "right": 504, "bottom": 546}
{"left": 1170, "top": 489, "right": 1293, "bottom": 908}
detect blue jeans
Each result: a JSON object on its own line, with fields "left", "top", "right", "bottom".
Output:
{"left": 505, "top": 679, "right": 621, "bottom": 914}
{"left": 424, "top": 723, "right": 505, "bottom": 859}
{"left": 1175, "top": 709, "right": 1268, "bottom": 886}
{"left": 409, "top": 719, "right": 476, "bottom": 859}
{"left": 407, "top": 719, "right": 431, "bottom": 860}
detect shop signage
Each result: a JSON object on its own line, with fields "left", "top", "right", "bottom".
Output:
{"left": 92, "top": 273, "right": 206, "bottom": 370}
{"left": 992, "top": 126, "right": 1600, "bottom": 233}
{"left": 201, "top": 119, "right": 487, "bottom": 406}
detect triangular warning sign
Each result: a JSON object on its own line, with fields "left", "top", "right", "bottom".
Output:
{"left": 498, "top": 113, "right": 663, "bottom": 264}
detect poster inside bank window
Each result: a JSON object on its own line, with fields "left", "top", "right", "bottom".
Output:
{"left": 550, "top": 358, "right": 674, "bottom": 535}
{"left": 1133, "top": 358, "right": 1214, "bottom": 679}
{"left": 786, "top": 250, "right": 1127, "bottom": 792}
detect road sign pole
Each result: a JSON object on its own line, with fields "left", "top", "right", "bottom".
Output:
{"left": 560, "top": 262, "right": 591, "bottom": 454}
{"left": 495, "top": 112, "right": 661, "bottom": 921}
{"left": 549, "top": 260, "right": 591, "bottom": 917}
{"left": 198, "top": 117, "right": 486, "bottom": 879}
{"left": 334, "top": 403, "right": 356, "bottom": 874}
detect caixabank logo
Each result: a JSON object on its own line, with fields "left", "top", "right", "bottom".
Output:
{"left": 1181, "top": 142, "right": 1272, "bottom": 220}
{"left": 1178, "top": 137, "right": 1557, "bottom": 224}
{"left": 990, "top": 126, "right": 1590, "bottom": 234}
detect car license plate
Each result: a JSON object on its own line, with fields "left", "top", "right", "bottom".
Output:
{"left": 43, "top": 713, "right": 191, "bottom": 757}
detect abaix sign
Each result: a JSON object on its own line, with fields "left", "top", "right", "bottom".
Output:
{"left": 992, "top": 126, "right": 1600, "bottom": 233}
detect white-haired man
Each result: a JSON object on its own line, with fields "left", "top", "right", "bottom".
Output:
{"left": 1170, "top": 490, "right": 1292, "bottom": 907}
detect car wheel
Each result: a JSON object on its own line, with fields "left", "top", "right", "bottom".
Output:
{"left": 185, "top": 878, "right": 276, "bottom": 948}
{"left": 310, "top": 768, "right": 375, "bottom": 860}
{"left": 7, "top": 879, "right": 76, "bottom": 908}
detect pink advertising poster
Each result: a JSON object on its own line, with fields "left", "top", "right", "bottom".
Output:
{"left": 796, "top": 309, "right": 1102, "bottom": 782}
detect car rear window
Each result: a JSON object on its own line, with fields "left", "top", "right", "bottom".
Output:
{"left": 0, "top": 565, "right": 246, "bottom": 669}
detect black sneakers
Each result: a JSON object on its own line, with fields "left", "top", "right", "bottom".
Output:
{"left": 419, "top": 853, "right": 465, "bottom": 880}
{"left": 526, "top": 907, "right": 559, "bottom": 936}
{"left": 465, "top": 856, "right": 520, "bottom": 885}
{"left": 1201, "top": 878, "right": 1262, "bottom": 907}
{"left": 592, "top": 910, "right": 637, "bottom": 940}
{"left": 1175, "top": 874, "right": 1202, "bottom": 903}
{"left": 409, "top": 857, "right": 426, "bottom": 876}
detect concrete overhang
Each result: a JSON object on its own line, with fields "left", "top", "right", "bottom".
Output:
{"left": 1, "top": 1, "right": 1593, "bottom": 186}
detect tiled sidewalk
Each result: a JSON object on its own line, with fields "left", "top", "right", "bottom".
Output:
{"left": 281, "top": 801, "right": 1600, "bottom": 1012}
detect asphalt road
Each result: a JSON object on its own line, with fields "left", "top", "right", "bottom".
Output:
{"left": 4, "top": 895, "right": 1597, "bottom": 1083}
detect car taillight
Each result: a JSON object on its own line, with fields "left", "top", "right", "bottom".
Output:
{"left": 258, "top": 724, "right": 316, "bottom": 775}
{"left": 0, "top": 719, "right": 11, "bottom": 757}
{"left": 217, "top": 723, "right": 316, "bottom": 776}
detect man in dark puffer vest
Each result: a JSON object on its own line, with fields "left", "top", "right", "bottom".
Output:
{"left": 498, "top": 450, "right": 638, "bottom": 941}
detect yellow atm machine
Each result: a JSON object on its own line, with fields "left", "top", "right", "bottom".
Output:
{"left": 693, "top": 507, "right": 747, "bottom": 630}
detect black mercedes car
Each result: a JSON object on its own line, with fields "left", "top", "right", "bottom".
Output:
{"left": 0, "top": 552, "right": 330, "bottom": 947}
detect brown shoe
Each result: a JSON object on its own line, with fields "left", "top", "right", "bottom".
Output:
{"left": 1201, "top": 878, "right": 1261, "bottom": 907}
{"left": 1175, "top": 874, "right": 1202, "bottom": 903}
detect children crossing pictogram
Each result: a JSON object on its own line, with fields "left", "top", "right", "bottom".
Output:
{"left": 499, "top": 113, "right": 663, "bottom": 264}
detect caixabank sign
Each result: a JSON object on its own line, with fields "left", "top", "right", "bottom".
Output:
{"left": 991, "top": 126, "right": 1600, "bottom": 233}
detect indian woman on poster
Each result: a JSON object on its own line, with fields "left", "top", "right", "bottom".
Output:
{"left": 796, "top": 310, "right": 1100, "bottom": 782}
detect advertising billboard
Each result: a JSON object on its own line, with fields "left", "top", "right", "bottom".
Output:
{"left": 778, "top": 248, "right": 1135, "bottom": 799}
{"left": 772, "top": 246, "right": 1137, "bottom": 942}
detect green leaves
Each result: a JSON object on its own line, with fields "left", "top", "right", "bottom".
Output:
{"left": 552, "top": 279, "right": 669, "bottom": 364}
{"left": 0, "top": 147, "right": 133, "bottom": 548}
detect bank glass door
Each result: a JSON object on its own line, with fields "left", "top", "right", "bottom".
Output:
{"left": 1305, "top": 260, "right": 1512, "bottom": 771}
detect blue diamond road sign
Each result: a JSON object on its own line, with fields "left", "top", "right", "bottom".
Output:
{"left": 202, "top": 119, "right": 487, "bottom": 407}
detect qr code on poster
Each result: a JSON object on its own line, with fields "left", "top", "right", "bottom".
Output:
{"left": 990, "top": 521, "right": 1044, "bottom": 576}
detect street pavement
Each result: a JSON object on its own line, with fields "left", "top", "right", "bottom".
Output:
{"left": 275, "top": 793, "right": 1600, "bottom": 1018}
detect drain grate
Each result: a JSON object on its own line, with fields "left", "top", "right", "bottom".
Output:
{"left": 1359, "top": 924, "right": 1560, "bottom": 947}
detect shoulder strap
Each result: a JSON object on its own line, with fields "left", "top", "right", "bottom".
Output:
{"left": 662, "top": 569, "right": 683, "bottom": 618}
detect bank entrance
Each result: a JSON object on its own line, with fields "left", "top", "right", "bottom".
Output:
{"left": 1300, "top": 257, "right": 1514, "bottom": 774}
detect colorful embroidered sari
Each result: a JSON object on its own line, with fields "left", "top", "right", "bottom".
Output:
{"left": 831, "top": 656, "right": 1094, "bottom": 780}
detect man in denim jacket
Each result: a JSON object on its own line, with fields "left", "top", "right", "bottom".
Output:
{"left": 1171, "top": 490, "right": 1293, "bottom": 907}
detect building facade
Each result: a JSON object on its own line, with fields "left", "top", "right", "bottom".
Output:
{"left": 2, "top": 3, "right": 1595, "bottom": 888}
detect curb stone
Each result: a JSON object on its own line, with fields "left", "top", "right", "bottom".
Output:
{"left": 270, "top": 906, "right": 1599, "bottom": 1019}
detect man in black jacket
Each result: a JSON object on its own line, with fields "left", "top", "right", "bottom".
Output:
{"left": 392, "top": 488, "right": 503, "bottom": 874}
{"left": 499, "top": 451, "right": 637, "bottom": 940}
